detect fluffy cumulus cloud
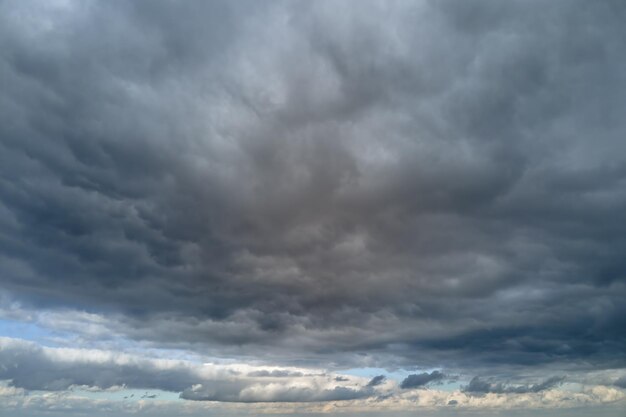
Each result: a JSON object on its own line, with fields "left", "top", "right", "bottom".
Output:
{"left": 1, "top": 0, "right": 626, "bottom": 415}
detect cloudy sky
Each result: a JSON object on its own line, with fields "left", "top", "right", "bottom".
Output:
{"left": 1, "top": 0, "right": 625, "bottom": 416}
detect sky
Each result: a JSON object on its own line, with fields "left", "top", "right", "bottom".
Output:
{"left": 0, "top": 0, "right": 625, "bottom": 416}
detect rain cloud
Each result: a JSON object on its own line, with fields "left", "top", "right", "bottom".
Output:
{"left": 0, "top": 0, "right": 625, "bottom": 414}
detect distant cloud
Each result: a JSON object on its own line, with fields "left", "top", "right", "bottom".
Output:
{"left": 180, "top": 384, "right": 371, "bottom": 403}
{"left": 0, "top": 337, "right": 374, "bottom": 403}
{"left": 463, "top": 376, "right": 565, "bottom": 395}
{"left": 401, "top": 371, "right": 444, "bottom": 389}
{"left": 367, "top": 375, "right": 386, "bottom": 387}
{"left": 247, "top": 370, "right": 304, "bottom": 378}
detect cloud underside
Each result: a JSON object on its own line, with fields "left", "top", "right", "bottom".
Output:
{"left": 0, "top": 0, "right": 625, "bottom": 387}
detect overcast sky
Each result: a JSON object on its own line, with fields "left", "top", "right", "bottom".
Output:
{"left": 1, "top": 0, "right": 625, "bottom": 416}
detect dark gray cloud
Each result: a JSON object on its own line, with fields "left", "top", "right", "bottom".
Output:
{"left": 463, "top": 376, "right": 565, "bottom": 395}
{"left": 0, "top": 0, "right": 625, "bottom": 378}
{"left": 367, "top": 375, "right": 386, "bottom": 387}
{"left": 401, "top": 371, "right": 444, "bottom": 389}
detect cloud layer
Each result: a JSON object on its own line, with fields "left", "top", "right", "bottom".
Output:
{"left": 463, "top": 376, "right": 565, "bottom": 395}
{"left": 1, "top": 0, "right": 626, "bottom": 413}
{"left": 0, "top": 337, "right": 624, "bottom": 414}
{"left": 0, "top": 337, "right": 376, "bottom": 403}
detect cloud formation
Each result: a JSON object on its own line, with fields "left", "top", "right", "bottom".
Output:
{"left": 401, "top": 371, "right": 445, "bottom": 389}
{"left": 0, "top": 337, "right": 373, "bottom": 403}
{"left": 463, "top": 376, "right": 565, "bottom": 395}
{"left": 367, "top": 375, "right": 386, "bottom": 387}
{"left": 0, "top": 0, "right": 625, "bottom": 414}
{"left": 0, "top": 337, "right": 624, "bottom": 415}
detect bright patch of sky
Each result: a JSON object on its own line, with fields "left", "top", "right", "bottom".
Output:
{"left": 0, "top": 318, "right": 56, "bottom": 346}
{"left": 72, "top": 388, "right": 181, "bottom": 402}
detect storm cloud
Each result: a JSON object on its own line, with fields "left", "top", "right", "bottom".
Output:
{"left": 0, "top": 0, "right": 625, "bottom": 413}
